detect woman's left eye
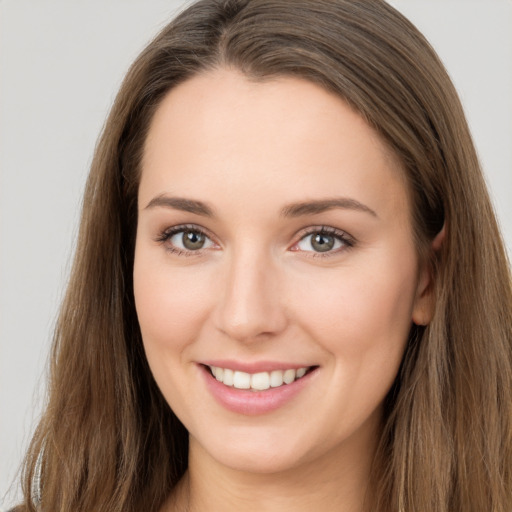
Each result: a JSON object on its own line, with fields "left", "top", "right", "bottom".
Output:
{"left": 293, "top": 229, "right": 353, "bottom": 254}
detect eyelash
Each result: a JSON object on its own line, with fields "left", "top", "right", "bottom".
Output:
{"left": 155, "top": 224, "right": 355, "bottom": 257}
{"left": 293, "top": 226, "right": 355, "bottom": 257}
{"left": 155, "top": 224, "right": 216, "bottom": 256}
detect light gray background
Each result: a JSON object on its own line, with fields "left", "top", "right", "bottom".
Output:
{"left": 1, "top": 1, "right": 511, "bottom": 508}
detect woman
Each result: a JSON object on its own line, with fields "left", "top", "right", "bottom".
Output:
{"left": 16, "top": 0, "right": 512, "bottom": 511}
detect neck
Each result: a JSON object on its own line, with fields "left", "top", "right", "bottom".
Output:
{"left": 164, "top": 414, "right": 381, "bottom": 512}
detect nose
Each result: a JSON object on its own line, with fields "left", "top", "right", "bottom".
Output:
{"left": 214, "top": 247, "right": 288, "bottom": 343}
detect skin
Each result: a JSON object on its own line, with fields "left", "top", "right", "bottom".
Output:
{"left": 133, "top": 68, "right": 434, "bottom": 512}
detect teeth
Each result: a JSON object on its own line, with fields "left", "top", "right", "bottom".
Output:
{"left": 208, "top": 366, "right": 310, "bottom": 391}
{"left": 296, "top": 367, "right": 307, "bottom": 378}
{"left": 251, "top": 372, "right": 270, "bottom": 391}
{"left": 223, "top": 368, "right": 234, "bottom": 386}
{"left": 270, "top": 370, "right": 283, "bottom": 388}
{"left": 233, "top": 371, "right": 251, "bottom": 389}
{"left": 283, "top": 369, "right": 295, "bottom": 384}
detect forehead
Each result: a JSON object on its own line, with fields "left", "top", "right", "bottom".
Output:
{"left": 140, "top": 68, "right": 410, "bottom": 224}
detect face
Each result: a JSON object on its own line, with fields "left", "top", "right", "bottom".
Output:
{"left": 134, "top": 69, "right": 432, "bottom": 475}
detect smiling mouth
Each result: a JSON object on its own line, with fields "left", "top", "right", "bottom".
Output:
{"left": 206, "top": 365, "right": 316, "bottom": 391}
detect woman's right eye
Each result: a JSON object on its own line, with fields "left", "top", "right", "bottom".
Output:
{"left": 158, "top": 226, "right": 216, "bottom": 254}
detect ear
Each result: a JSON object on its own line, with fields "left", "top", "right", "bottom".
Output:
{"left": 431, "top": 223, "right": 446, "bottom": 251}
{"left": 412, "top": 225, "right": 445, "bottom": 326}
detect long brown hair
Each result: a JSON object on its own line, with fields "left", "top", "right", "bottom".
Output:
{"left": 19, "top": 1, "right": 512, "bottom": 511}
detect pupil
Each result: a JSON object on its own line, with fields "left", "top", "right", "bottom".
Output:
{"left": 183, "top": 230, "right": 205, "bottom": 250}
{"left": 312, "top": 233, "right": 334, "bottom": 252}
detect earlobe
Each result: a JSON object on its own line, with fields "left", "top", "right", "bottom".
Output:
{"left": 432, "top": 223, "right": 446, "bottom": 251}
{"left": 412, "top": 266, "right": 434, "bottom": 326}
{"left": 412, "top": 225, "right": 445, "bottom": 326}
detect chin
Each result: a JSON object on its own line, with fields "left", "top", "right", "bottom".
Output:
{"left": 191, "top": 428, "right": 315, "bottom": 475}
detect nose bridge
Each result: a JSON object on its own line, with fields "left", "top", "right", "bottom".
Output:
{"left": 215, "top": 242, "right": 286, "bottom": 342}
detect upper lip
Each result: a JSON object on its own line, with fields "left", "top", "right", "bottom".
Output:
{"left": 200, "top": 360, "right": 316, "bottom": 373}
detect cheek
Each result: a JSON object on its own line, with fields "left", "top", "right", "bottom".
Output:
{"left": 291, "top": 252, "right": 418, "bottom": 362}
{"left": 288, "top": 252, "right": 418, "bottom": 432}
{"left": 133, "top": 251, "right": 218, "bottom": 420}
{"left": 133, "top": 252, "right": 214, "bottom": 355}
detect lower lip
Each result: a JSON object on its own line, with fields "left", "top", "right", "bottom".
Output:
{"left": 200, "top": 365, "right": 317, "bottom": 416}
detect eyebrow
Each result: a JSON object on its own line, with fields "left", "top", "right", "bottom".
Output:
{"left": 144, "top": 195, "right": 214, "bottom": 216}
{"left": 281, "top": 197, "right": 378, "bottom": 218}
{"left": 144, "top": 194, "right": 377, "bottom": 219}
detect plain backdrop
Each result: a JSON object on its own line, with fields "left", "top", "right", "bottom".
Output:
{"left": 1, "top": 0, "right": 511, "bottom": 508}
